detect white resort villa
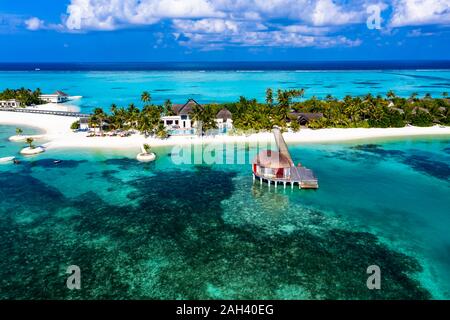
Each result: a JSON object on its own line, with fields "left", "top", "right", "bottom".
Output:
{"left": 0, "top": 99, "right": 20, "bottom": 108}
{"left": 39, "top": 91, "right": 69, "bottom": 103}
{"left": 161, "top": 99, "right": 233, "bottom": 134}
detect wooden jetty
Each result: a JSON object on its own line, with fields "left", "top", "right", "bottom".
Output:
{"left": 0, "top": 107, "right": 90, "bottom": 118}
{"left": 252, "top": 127, "right": 318, "bottom": 189}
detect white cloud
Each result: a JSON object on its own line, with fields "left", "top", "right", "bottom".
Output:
{"left": 0, "top": 14, "right": 24, "bottom": 33}
{"left": 390, "top": 0, "right": 450, "bottom": 27}
{"left": 173, "top": 19, "right": 240, "bottom": 34}
{"left": 21, "top": 0, "right": 450, "bottom": 50}
{"left": 25, "top": 17, "right": 45, "bottom": 30}
{"left": 54, "top": 0, "right": 368, "bottom": 49}
{"left": 407, "top": 28, "right": 435, "bottom": 37}
{"left": 309, "top": 0, "right": 364, "bottom": 26}
{"left": 62, "top": 0, "right": 370, "bottom": 31}
{"left": 65, "top": 0, "right": 222, "bottom": 31}
{"left": 281, "top": 24, "right": 331, "bottom": 35}
{"left": 177, "top": 27, "right": 362, "bottom": 50}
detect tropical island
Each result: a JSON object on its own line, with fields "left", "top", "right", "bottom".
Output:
{"left": 79, "top": 89, "right": 449, "bottom": 135}
{"left": 1, "top": 87, "right": 449, "bottom": 151}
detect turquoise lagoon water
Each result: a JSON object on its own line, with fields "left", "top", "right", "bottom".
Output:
{"left": 0, "top": 124, "right": 449, "bottom": 299}
{"left": 0, "top": 125, "right": 44, "bottom": 158}
{"left": 0, "top": 69, "right": 449, "bottom": 112}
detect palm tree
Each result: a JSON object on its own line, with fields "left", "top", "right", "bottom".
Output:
{"left": 344, "top": 95, "right": 353, "bottom": 105}
{"left": 190, "top": 104, "right": 204, "bottom": 135}
{"left": 363, "top": 93, "right": 373, "bottom": 102}
{"left": 410, "top": 92, "right": 418, "bottom": 101}
{"left": 201, "top": 106, "right": 218, "bottom": 134}
{"left": 386, "top": 90, "right": 396, "bottom": 100}
{"left": 110, "top": 106, "right": 126, "bottom": 130}
{"left": 33, "top": 88, "right": 42, "bottom": 104}
{"left": 138, "top": 113, "right": 152, "bottom": 137}
{"left": 442, "top": 92, "right": 448, "bottom": 99}
{"left": 91, "top": 107, "right": 107, "bottom": 135}
{"left": 139, "top": 105, "right": 163, "bottom": 136}
{"left": 190, "top": 105, "right": 217, "bottom": 135}
{"left": 276, "top": 89, "right": 291, "bottom": 120}
{"left": 424, "top": 93, "right": 432, "bottom": 99}
{"left": 265, "top": 88, "right": 273, "bottom": 106}
{"left": 25, "top": 137, "right": 34, "bottom": 149}
{"left": 141, "top": 91, "right": 151, "bottom": 104}
{"left": 164, "top": 99, "right": 174, "bottom": 115}
{"left": 16, "top": 128, "right": 23, "bottom": 136}
{"left": 155, "top": 123, "right": 168, "bottom": 139}
{"left": 110, "top": 103, "right": 117, "bottom": 113}
{"left": 143, "top": 144, "right": 151, "bottom": 154}
{"left": 127, "top": 103, "right": 140, "bottom": 129}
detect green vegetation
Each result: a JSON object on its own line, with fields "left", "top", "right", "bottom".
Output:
{"left": 290, "top": 120, "right": 300, "bottom": 132}
{"left": 155, "top": 123, "right": 169, "bottom": 139}
{"left": 15, "top": 128, "right": 23, "bottom": 136}
{"left": 88, "top": 93, "right": 167, "bottom": 137}
{"left": 143, "top": 144, "right": 151, "bottom": 154}
{"left": 70, "top": 121, "right": 80, "bottom": 130}
{"left": 85, "top": 90, "right": 449, "bottom": 137}
{"left": 25, "top": 138, "right": 34, "bottom": 149}
{"left": 212, "top": 89, "right": 449, "bottom": 130}
{"left": 0, "top": 88, "right": 43, "bottom": 106}
{"left": 301, "top": 92, "right": 449, "bottom": 129}
{"left": 191, "top": 104, "right": 217, "bottom": 135}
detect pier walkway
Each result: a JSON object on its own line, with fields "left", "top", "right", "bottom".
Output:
{"left": 0, "top": 107, "right": 90, "bottom": 118}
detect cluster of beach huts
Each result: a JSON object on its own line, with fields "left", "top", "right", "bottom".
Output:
{"left": 0, "top": 90, "right": 69, "bottom": 108}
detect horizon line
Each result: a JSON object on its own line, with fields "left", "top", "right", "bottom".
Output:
{"left": 1, "top": 59, "right": 450, "bottom": 64}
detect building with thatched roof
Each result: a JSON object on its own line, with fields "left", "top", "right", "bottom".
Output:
{"left": 412, "top": 106, "right": 430, "bottom": 115}
{"left": 289, "top": 112, "right": 324, "bottom": 126}
{"left": 216, "top": 108, "right": 233, "bottom": 132}
{"left": 171, "top": 99, "right": 203, "bottom": 116}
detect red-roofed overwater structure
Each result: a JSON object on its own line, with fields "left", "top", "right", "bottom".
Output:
{"left": 252, "top": 127, "right": 318, "bottom": 189}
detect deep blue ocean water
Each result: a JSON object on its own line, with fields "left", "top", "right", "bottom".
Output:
{"left": 1, "top": 61, "right": 450, "bottom": 71}
{"left": 0, "top": 124, "right": 449, "bottom": 299}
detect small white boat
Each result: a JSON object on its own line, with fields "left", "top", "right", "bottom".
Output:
{"left": 0, "top": 156, "right": 15, "bottom": 164}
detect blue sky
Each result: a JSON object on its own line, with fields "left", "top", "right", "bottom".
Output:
{"left": 0, "top": 0, "right": 449, "bottom": 62}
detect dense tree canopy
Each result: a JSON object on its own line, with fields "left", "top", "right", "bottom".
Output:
{"left": 0, "top": 88, "right": 43, "bottom": 106}
{"left": 85, "top": 90, "right": 449, "bottom": 137}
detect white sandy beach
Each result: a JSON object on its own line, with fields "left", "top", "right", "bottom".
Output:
{"left": 1, "top": 111, "right": 449, "bottom": 152}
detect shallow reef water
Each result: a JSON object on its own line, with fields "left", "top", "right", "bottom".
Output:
{"left": 332, "top": 143, "right": 450, "bottom": 181}
{"left": 0, "top": 128, "right": 449, "bottom": 299}
{"left": 0, "top": 168, "right": 430, "bottom": 299}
